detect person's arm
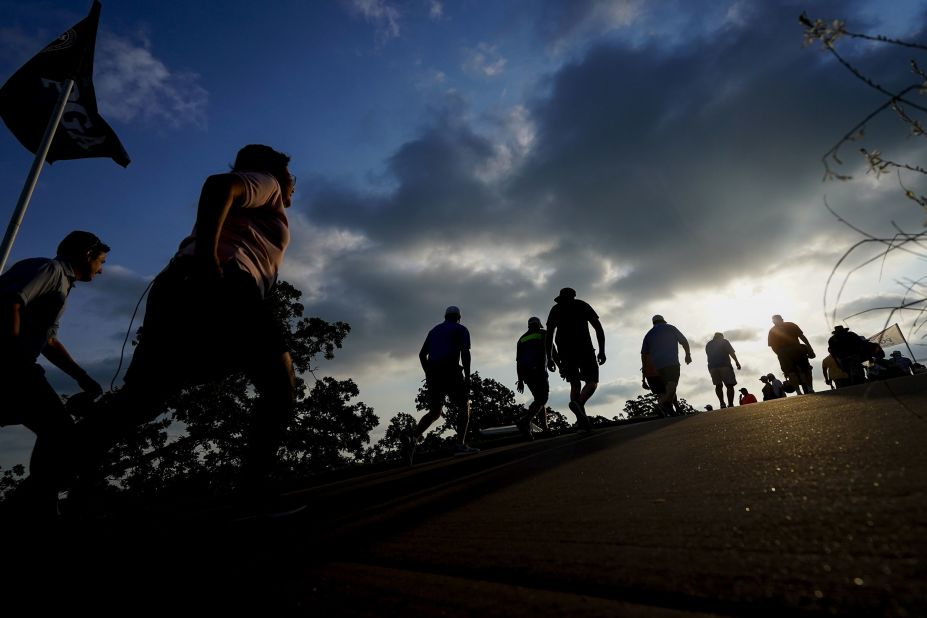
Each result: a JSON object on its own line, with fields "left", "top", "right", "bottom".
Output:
{"left": 42, "top": 337, "right": 102, "bottom": 395}
{"left": 677, "top": 329, "right": 692, "bottom": 364}
{"left": 728, "top": 342, "right": 741, "bottom": 370}
{"left": 193, "top": 173, "right": 247, "bottom": 277}
{"left": 461, "top": 349, "right": 471, "bottom": 381}
{"left": 797, "top": 329, "right": 814, "bottom": 356}
{"left": 591, "top": 317, "right": 606, "bottom": 365}
{"left": 545, "top": 327, "right": 557, "bottom": 372}
{"left": 419, "top": 340, "right": 429, "bottom": 375}
{"left": 0, "top": 300, "right": 30, "bottom": 370}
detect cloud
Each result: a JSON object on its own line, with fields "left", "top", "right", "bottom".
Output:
{"left": 94, "top": 33, "right": 208, "bottom": 127}
{"left": 429, "top": 1, "right": 444, "bottom": 20}
{"left": 346, "top": 0, "right": 401, "bottom": 42}
{"left": 280, "top": 0, "right": 927, "bottom": 422}
{"left": 462, "top": 43, "right": 507, "bottom": 77}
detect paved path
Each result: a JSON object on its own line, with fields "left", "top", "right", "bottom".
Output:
{"left": 5, "top": 375, "right": 926, "bottom": 615}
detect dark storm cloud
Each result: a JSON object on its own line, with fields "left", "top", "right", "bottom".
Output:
{"left": 293, "top": 0, "right": 925, "bottom": 383}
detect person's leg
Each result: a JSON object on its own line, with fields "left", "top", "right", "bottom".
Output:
{"left": 802, "top": 368, "right": 814, "bottom": 393}
{"left": 243, "top": 351, "right": 297, "bottom": 491}
{"left": 714, "top": 383, "right": 724, "bottom": 407}
{"left": 663, "top": 381, "right": 678, "bottom": 414}
{"left": 578, "top": 381, "right": 598, "bottom": 405}
{"left": 726, "top": 384, "right": 735, "bottom": 407}
{"left": 569, "top": 380, "right": 582, "bottom": 404}
{"left": 14, "top": 367, "right": 75, "bottom": 518}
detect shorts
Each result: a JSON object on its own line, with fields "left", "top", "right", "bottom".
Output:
{"left": 776, "top": 345, "right": 809, "bottom": 376}
{"left": 524, "top": 375, "right": 549, "bottom": 400}
{"left": 656, "top": 364, "right": 680, "bottom": 384}
{"left": 708, "top": 365, "right": 736, "bottom": 387}
{"left": 0, "top": 362, "right": 73, "bottom": 435}
{"left": 426, "top": 365, "right": 468, "bottom": 408}
{"left": 645, "top": 375, "right": 667, "bottom": 394}
{"left": 558, "top": 351, "right": 599, "bottom": 383}
{"left": 124, "top": 257, "right": 288, "bottom": 389}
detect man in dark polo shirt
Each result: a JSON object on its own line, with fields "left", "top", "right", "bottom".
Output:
{"left": 0, "top": 231, "right": 107, "bottom": 517}
{"left": 641, "top": 315, "right": 691, "bottom": 416}
{"left": 545, "top": 288, "right": 605, "bottom": 431}
{"left": 407, "top": 306, "right": 478, "bottom": 463}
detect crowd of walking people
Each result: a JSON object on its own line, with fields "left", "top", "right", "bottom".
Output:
{"left": 1, "top": 144, "right": 922, "bottom": 515}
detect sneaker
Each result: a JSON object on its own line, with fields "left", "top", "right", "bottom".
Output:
{"left": 453, "top": 443, "right": 480, "bottom": 457}
{"left": 719, "top": 402, "right": 727, "bottom": 409}
{"left": 515, "top": 416, "right": 534, "bottom": 441}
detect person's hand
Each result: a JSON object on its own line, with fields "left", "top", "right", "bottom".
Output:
{"left": 685, "top": 354, "right": 692, "bottom": 365}
{"left": 76, "top": 372, "right": 103, "bottom": 398}
{"left": 806, "top": 349, "right": 816, "bottom": 359}
{"left": 641, "top": 379, "right": 650, "bottom": 390}
{"left": 597, "top": 350, "right": 606, "bottom": 365}
{"left": 516, "top": 380, "right": 524, "bottom": 394}
{"left": 547, "top": 358, "right": 557, "bottom": 372}
{"left": 736, "top": 362, "right": 742, "bottom": 370}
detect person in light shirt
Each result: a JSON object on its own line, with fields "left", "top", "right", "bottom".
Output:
{"left": 92, "top": 145, "right": 297, "bottom": 495}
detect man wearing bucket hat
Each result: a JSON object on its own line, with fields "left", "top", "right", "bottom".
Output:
{"left": 545, "top": 288, "right": 605, "bottom": 431}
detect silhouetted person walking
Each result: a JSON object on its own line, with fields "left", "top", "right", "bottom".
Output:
{"left": 641, "top": 315, "right": 691, "bottom": 416}
{"left": 408, "top": 306, "right": 478, "bottom": 461}
{"left": 0, "top": 231, "right": 107, "bottom": 518}
{"left": 768, "top": 314, "right": 815, "bottom": 394}
{"left": 515, "top": 316, "right": 548, "bottom": 440}
{"left": 86, "top": 145, "right": 298, "bottom": 498}
{"left": 705, "top": 332, "right": 741, "bottom": 409}
{"left": 545, "top": 288, "right": 605, "bottom": 431}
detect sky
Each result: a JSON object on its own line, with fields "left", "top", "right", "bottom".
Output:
{"left": 1, "top": 0, "right": 926, "bottom": 469}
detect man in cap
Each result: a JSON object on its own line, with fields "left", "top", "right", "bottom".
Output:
{"left": 515, "top": 316, "right": 549, "bottom": 439}
{"left": 705, "top": 331, "right": 741, "bottom": 409}
{"left": 408, "top": 306, "right": 478, "bottom": 461}
{"left": 545, "top": 288, "right": 605, "bottom": 431}
{"left": 738, "top": 387, "right": 758, "bottom": 405}
{"left": 641, "top": 315, "right": 691, "bottom": 416}
{"left": 768, "top": 314, "right": 815, "bottom": 394}
{"left": 0, "top": 231, "right": 107, "bottom": 517}
{"left": 888, "top": 350, "right": 914, "bottom": 376}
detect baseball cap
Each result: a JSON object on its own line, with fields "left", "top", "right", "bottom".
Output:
{"left": 554, "top": 287, "right": 576, "bottom": 303}
{"left": 652, "top": 315, "right": 665, "bottom": 324}
{"left": 445, "top": 305, "right": 461, "bottom": 317}
{"left": 528, "top": 316, "right": 542, "bottom": 328}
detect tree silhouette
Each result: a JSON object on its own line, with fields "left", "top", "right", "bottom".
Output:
{"left": 800, "top": 13, "right": 927, "bottom": 337}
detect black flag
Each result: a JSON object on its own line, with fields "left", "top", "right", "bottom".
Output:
{"left": 0, "top": 1, "right": 130, "bottom": 167}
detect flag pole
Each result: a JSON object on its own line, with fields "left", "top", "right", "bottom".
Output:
{"left": 0, "top": 78, "right": 74, "bottom": 273}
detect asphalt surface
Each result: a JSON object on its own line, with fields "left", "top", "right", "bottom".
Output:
{"left": 5, "top": 374, "right": 926, "bottom": 615}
